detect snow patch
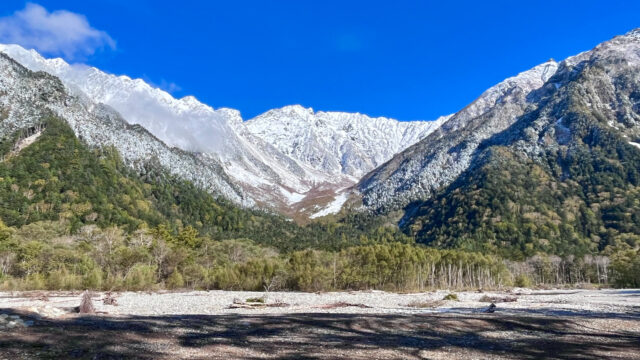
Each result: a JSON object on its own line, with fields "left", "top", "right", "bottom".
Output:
{"left": 280, "top": 187, "right": 306, "bottom": 204}
{"left": 310, "top": 192, "right": 349, "bottom": 219}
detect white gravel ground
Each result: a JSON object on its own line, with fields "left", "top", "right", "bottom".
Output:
{"left": 0, "top": 288, "right": 638, "bottom": 318}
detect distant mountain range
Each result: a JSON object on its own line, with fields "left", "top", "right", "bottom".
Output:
{"left": 2, "top": 28, "right": 640, "bottom": 257}
{"left": 0, "top": 43, "right": 445, "bottom": 218}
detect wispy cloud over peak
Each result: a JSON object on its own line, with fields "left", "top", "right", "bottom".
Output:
{"left": 0, "top": 3, "right": 115, "bottom": 61}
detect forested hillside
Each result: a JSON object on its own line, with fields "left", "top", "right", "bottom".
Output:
{"left": 404, "top": 139, "right": 640, "bottom": 260}
{"left": 400, "top": 42, "right": 640, "bottom": 263}
{"left": 0, "top": 117, "right": 446, "bottom": 291}
{"left": 0, "top": 117, "right": 637, "bottom": 290}
{"left": 0, "top": 118, "right": 634, "bottom": 291}
{"left": 0, "top": 117, "right": 412, "bottom": 251}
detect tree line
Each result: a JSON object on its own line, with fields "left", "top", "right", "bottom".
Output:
{"left": 0, "top": 220, "right": 637, "bottom": 291}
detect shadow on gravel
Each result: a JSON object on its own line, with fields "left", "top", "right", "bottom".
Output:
{"left": 615, "top": 290, "right": 640, "bottom": 297}
{"left": 1, "top": 309, "right": 639, "bottom": 359}
{"left": 438, "top": 306, "right": 640, "bottom": 319}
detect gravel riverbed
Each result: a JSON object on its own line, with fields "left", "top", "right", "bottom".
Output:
{"left": 0, "top": 289, "right": 638, "bottom": 359}
{"left": 0, "top": 288, "right": 637, "bottom": 317}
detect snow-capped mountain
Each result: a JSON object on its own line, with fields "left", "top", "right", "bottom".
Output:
{"left": 0, "top": 44, "right": 443, "bottom": 217}
{"left": 358, "top": 60, "right": 559, "bottom": 211}
{"left": 358, "top": 28, "right": 640, "bottom": 213}
{"left": 245, "top": 105, "right": 446, "bottom": 217}
{"left": 387, "top": 28, "right": 640, "bottom": 251}
{"left": 0, "top": 53, "right": 248, "bottom": 205}
{"left": 0, "top": 44, "right": 317, "bottom": 214}
{"left": 246, "top": 105, "right": 448, "bottom": 179}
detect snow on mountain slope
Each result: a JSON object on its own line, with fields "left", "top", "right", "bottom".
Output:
{"left": 246, "top": 105, "right": 448, "bottom": 178}
{"left": 358, "top": 30, "right": 640, "bottom": 213}
{"left": 395, "top": 29, "right": 640, "bottom": 248}
{"left": 0, "top": 44, "right": 324, "bottom": 213}
{"left": 0, "top": 44, "right": 241, "bottom": 155}
{"left": 0, "top": 44, "right": 445, "bottom": 218}
{"left": 245, "top": 105, "right": 446, "bottom": 217}
{"left": 363, "top": 26, "right": 640, "bottom": 212}
{"left": 0, "top": 53, "right": 248, "bottom": 205}
{"left": 359, "top": 60, "right": 559, "bottom": 211}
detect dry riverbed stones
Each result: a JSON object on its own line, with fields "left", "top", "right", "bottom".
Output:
{"left": 0, "top": 313, "right": 34, "bottom": 330}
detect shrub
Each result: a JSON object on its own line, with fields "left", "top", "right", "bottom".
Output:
{"left": 180, "top": 263, "right": 208, "bottom": 289}
{"left": 103, "top": 273, "right": 124, "bottom": 290}
{"left": 24, "top": 273, "right": 46, "bottom": 290}
{"left": 82, "top": 268, "right": 103, "bottom": 290}
{"left": 0, "top": 276, "right": 18, "bottom": 290}
{"left": 610, "top": 248, "right": 640, "bottom": 288}
{"left": 211, "top": 267, "right": 239, "bottom": 290}
{"left": 124, "top": 264, "right": 157, "bottom": 291}
{"left": 514, "top": 274, "right": 533, "bottom": 288}
{"left": 166, "top": 270, "right": 184, "bottom": 289}
{"left": 47, "top": 268, "right": 82, "bottom": 290}
{"left": 246, "top": 297, "right": 265, "bottom": 303}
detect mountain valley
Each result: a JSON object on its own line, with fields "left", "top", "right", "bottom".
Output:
{"left": 1, "top": 28, "right": 640, "bottom": 283}
{"left": 0, "top": 44, "right": 445, "bottom": 219}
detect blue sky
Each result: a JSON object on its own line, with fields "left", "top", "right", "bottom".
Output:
{"left": 0, "top": 1, "right": 639, "bottom": 121}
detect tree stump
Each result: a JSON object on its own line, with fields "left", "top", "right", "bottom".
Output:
{"left": 78, "top": 291, "right": 95, "bottom": 314}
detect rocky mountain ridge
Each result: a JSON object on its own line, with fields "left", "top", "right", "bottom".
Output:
{"left": 354, "top": 28, "right": 640, "bottom": 258}
{"left": 359, "top": 29, "right": 640, "bottom": 213}
{"left": 0, "top": 44, "right": 442, "bottom": 217}
{"left": 358, "top": 60, "right": 559, "bottom": 211}
{"left": 246, "top": 105, "right": 447, "bottom": 179}
{"left": 0, "top": 53, "right": 248, "bottom": 206}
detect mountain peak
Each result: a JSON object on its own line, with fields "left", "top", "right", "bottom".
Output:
{"left": 180, "top": 95, "right": 201, "bottom": 105}
{"left": 279, "top": 105, "right": 315, "bottom": 116}
{"left": 246, "top": 104, "right": 444, "bottom": 180}
{"left": 359, "top": 28, "right": 640, "bottom": 213}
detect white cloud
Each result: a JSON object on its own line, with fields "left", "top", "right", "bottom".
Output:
{"left": 0, "top": 3, "right": 115, "bottom": 60}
